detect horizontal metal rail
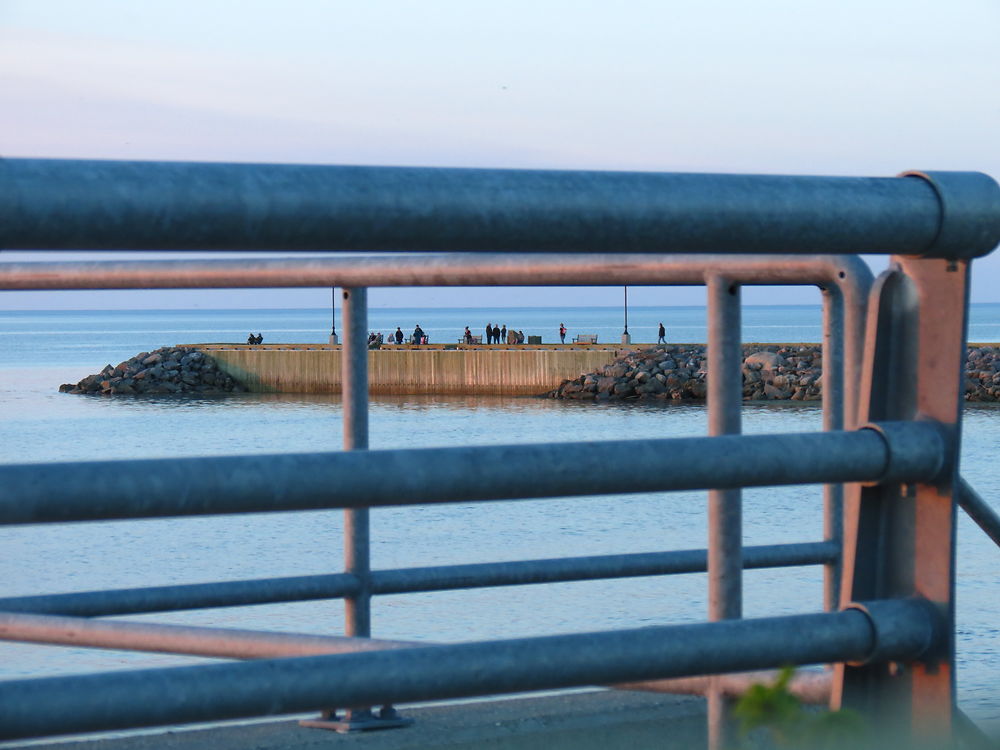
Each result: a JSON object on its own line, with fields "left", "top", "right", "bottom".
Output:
{"left": 0, "top": 574, "right": 360, "bottom": 617}
{"left": 369, "top": 541, "right": 838, "bottom": 595}
{"left": 3, "top": 160, "right": 998, "bottom": 258}
{"left": 0, "top": 599, "right": 938, "bottom": 740}
{"left": 0, "top": 423, "right": 943, "bottom": 525}
{"left": 958, "top": 477, "right": 1000, "bottom": 549}
{"left": 0, "top": 542, "right": 837, "bottom": 617}
{"left": 0, "top": 252, "right": 873, "bottom": 289}
{"left": 0, "top": 612, "right": 418, "bottom": 659}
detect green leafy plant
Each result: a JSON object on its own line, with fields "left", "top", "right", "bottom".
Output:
{"left": 734, "top": 667, "right": 867, "bottom": 749}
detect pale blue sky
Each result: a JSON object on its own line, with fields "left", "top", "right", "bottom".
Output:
{"left": 2, "top": 0, "right": 999, "bottom": 309}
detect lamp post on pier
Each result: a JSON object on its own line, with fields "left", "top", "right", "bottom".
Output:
{"left": 622, "top": 286, "right": 631, "bottom": 344}
{"left": 329, "top": 287, "right": 339, "bottom": 344}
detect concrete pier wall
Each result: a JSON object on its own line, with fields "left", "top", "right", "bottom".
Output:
{"left": 195, "top": 345, "right": 626, "bottom": 395}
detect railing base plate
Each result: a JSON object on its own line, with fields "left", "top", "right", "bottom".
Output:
{"left": 300, "top": 706, "right": 414, "bottom": 733}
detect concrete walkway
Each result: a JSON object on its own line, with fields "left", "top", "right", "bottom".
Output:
{"left": 30, "top": 690, "right": 707, "bottom": 750}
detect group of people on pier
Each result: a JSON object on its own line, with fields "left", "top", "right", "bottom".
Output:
{"left": 367, "top": 326, "right": 425, "bottom": 346}
{"left": 482, "top": 323, "right": 525, "bottom": 344}
{"left": 255, "top": 320, "right": 666, "bottom": 348}
{"left": 361, "top": 321, "right": 666, "bottom": 347}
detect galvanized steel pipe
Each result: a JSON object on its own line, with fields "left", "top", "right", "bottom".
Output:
{"left": 0, "top": 599, "right": 939, "bottom": 740}
{"left": 341, "top": 287, "right": 371, "bottom": 639}
{"left": 0, "top": 612, "right": 417, "bottom": 660}
{"left": 369, "top": 542, "right": 837, "bottom": 595}
{"left": 0, "top": 574, "right": 361, "bottom": 617}
{"left": 0, "top": 252, "right": 872, "bottom": 290}
{"left": 958, "top": 477, "right": 1000, "bottom": 550}
{"left": 2, "top": 159, "right": 998, "bottom": 258}
{"left": 0, "top": 542, "right": 836, "bottom": 617}
{"left": 0, "top": 423, "right": 945, "bottom": 525}
{"left": 707, "top": 276, "right": 743, "bottom": 622}
{"left": 822, "top": 286, "right": 845, "bottom": 612}
{"left": 706, "top": 275, "right": 743, "bottom": 749}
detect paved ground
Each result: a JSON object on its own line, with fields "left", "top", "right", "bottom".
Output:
{"left": 13, "top": 690, "right": 707, "bottom": 750}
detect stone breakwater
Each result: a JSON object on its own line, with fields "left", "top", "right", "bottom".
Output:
{"left": 965, "top": 346, "right": 1000, "bottom": 402}
{"left": 59, "top": 347, "right": 246, "bottom": 395}
{"left": 55, "top": 343, "right": 1000, "bottom": 401}
{"left": 546, "top": 344, "right": 824, "bottom": 402}
{"left": 547, "top": 343, "right": 1000, "bottom": 402}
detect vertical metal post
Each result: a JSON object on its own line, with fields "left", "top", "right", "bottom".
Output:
{"left": 706, "top": 275, "right": 742, "bottom": 750}
{"left": 841, "top": 269, "right": 871, "bottom": 431}
{"left": 833, "top": 257, "right": 968, "bottom": 743}
{"left": 342, "top": 287, "right": 370, "bottom": 637}
{"left": 304, "top": 287, "right": 412, "bottom": 732}
{"left": 821, "top": 287, "right": 844, "bottom": 612}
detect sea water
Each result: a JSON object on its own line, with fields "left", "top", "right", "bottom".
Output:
{"left": 1, "top": 306, "right": 998, "bottom": 728}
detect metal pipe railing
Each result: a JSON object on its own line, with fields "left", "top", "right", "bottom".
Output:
{"left": 822, "top": 284, "right": 846, "bottom": 611}
{"left": 341, "top": 287, "right": 371, "bottom": 640}
{"left": 0, "top": 252, "right": 871, "bottom": 289}
{"left": 0, "top": 612, "right": 418, "bottom": 660}
{"left": 706, "top": 275, "right": 743, "bottom": 747}
{"left": 958, "top": 477, "right": 1000, "bottom": 550}
{"left": 0, "top": 542, "right": 836, "bottom": 617}
{"left": 0, "top": 574, "right": 361, "bottom": 616}
{"left": 369, "top": 542, "right": 837, "bottom": 594}
{"left": 0, "top": 599, "right": 938, "bottom": 741}
{"left": 0, "top": 423, "right": 944, "bottom": 525}
{"left": 3, "top": 160, "right": 998, "bottom": 258}
{"left": 0, "top": 160, "right": 990, "bottom": 742}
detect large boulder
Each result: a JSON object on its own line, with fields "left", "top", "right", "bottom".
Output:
{"left": 596, "top": 376, "right": 618, "bottom": 393}
{"left": 744, "top": 351, "right": 786, "bottom": 371}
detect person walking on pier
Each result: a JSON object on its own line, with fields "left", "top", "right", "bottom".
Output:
{"left": 559, "top": 323, "right": 567, "bottom": 344}
{"left": 658, "top": 322, "right": 666, "bottom": 344}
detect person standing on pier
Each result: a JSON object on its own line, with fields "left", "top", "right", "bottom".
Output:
{"left": 395, "top": 327, "right": 403, "bottom": 345}
{"left": 464, "top": 326, "right": 473, "bottom": 344}
{"left": 658, "top": 322, "right": 666, "bottom": 344}
{"left": 485, "top": 323, "right": 493, "bottom": 344}
{"left": 559, "top": 323, "right": 567, "bottom": 344}
{"left": 500, "top": 324, "right": 507, "bottom": 343}
{"left": 492, "top": 324, "right": 501, "bottom": 345}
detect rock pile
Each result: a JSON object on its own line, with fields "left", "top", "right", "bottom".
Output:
{"left": 965, "top": 346, "right": 1000, "bottom": 402}
{"left": 547, "top": 344, "right": 824, "bottom": 402}
{"left": 59, "top": 347, "right": 246, "bottom": 396}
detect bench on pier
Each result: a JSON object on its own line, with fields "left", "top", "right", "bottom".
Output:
{"left": 458, "top": 335, "right": 483, "bottom": 344}
{"left": 573, "top": 334, "right": 598, "bottom": 344}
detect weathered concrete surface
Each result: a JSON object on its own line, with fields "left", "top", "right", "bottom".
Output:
{"left": 37, "top": 690, "right": 706, "bottom": 750}
{"left": 197, "top": 345, "right": 627, "bottom": 395}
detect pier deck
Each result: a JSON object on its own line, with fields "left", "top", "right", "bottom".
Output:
{"left": 38, "top": 690, "right": 706, "bottom": 750}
